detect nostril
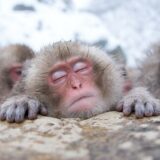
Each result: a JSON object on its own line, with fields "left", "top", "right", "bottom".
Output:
{"left": 72, "top": 86, "right": 77, "bottom": 89}
{"left": 72, "top": 83, "right": 82, "bottom": 89}
{"left": 70, "top": 76, "right": 82, "bottom": 89}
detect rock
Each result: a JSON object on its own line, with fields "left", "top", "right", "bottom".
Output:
{"left": 0, "top": 112, "right": 160, "bottom": 160}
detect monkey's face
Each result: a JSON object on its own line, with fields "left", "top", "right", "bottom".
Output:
{"left": 9, "top": 63, "right": 22, "bottom": 83}
{"left": 1, "top": 44, "right": 34, "bottom": 89}
{"left": 48, "top": 56, "right": 105, "bottom": 118}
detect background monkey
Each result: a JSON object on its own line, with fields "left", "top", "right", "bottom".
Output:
{"left": 0, "top": 41, "right": 160, "bottom": 123}
{"left": 0, "top": 44, "right": 34, "bottom": 101}
{"left": 136, "top": 43, "right": 160, "bottom": 98}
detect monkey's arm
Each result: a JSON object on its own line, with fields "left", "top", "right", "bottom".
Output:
{"left": 116, "top": 87, "right": 160, "bottom": 118}
{"left": 0, "top": 80, "right": 48, "bottom": 123}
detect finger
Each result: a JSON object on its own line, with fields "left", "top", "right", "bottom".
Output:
{"left": 144, "top": 103, "right": 154, "bottom": 117}
{"left": 135, "top": 101, "right": 145, "bottom": 118}
{"left": 116, "top": 101, "right": 123, "bottom": 112}
{"left": 123, "top": 103, "right": 132, "bottom": 116}
{"left": 15, "top": 104, "right": 27, "bottom": 123}
{"left": 0, "top": 105, "right": 8, "bottom": 121}
{"left": 28, "top": 100, "right": 39, "bottom": 120}
{"left": 122, "top": 99, "right": 135, "bottom": 116}
{"left": 6, "top": 104, "right": 16, "bottom": 123}
{"left": 153, "top": 103, "right": 160, "bottom": 116}
{"left": 40, "top": 104, "right": 48, "bottom": 116}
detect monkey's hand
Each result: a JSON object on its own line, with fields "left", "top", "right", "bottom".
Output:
{"left": 0, "top": 95, "right": 48, "bottom": 123}
{"left": 117, "top": 87, "right": 160, "bottom": 118}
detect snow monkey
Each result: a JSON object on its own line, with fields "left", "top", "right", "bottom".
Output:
{"left": 0, "top": 41, "right": 160, "bottom": 123}
{"left": 0, "top": 44, "right": 34, "bottom": 101}
{"left": 136, "top": 43, "right": 160, "bottom": 99}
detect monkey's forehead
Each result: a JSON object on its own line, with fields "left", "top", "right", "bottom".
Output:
{"left": 35, "top": 41, "right": 113, "bottom": 66}
{"left": 0, "top": 44, "right": 34, "bottom": 62}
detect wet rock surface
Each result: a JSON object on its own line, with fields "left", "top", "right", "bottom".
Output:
{"left": 0, "top": 112, "right": 160, "bottom": 160}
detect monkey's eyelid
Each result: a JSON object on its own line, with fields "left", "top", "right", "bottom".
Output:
{"left": 73, "top": 62, "right": 88, "bottom": 72}
{"left": 51, "top": 70, "right": 67, "bottom": 80}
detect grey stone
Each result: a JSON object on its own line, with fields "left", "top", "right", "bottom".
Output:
{"left": 0, "top": 112, "right": 160, "bottom": 160}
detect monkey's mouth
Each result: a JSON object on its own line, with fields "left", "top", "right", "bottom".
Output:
{"left": 69, "top": 94, "right": 95, "bottom": 112}
{"left": 72, "top": 95, "right": 93, "bottom": 105}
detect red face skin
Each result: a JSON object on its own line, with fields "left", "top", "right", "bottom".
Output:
{"left": 123, "top": 79, "right": 133, "bottom": 94}
{"left": 9, "top": 63, "right": 22, "bottom": 83}
{"left": 48, "top": 57, "right": 101, "bottom": 115}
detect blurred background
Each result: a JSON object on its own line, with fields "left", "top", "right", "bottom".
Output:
{"left": 0, "top": 0, "right": 160, "bottom": 66}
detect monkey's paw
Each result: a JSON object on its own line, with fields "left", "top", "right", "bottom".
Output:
{"left": 0, "top": 95, "right": 48, "bottom": 123}
{"left": 116, "top": 87, "right": 160, "bottom": 118}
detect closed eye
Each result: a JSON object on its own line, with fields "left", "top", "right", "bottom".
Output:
{"left": 51, "top": 70, "right": 67, "bottom": 82}
{"left": 73, "top": 61, "right": 88, "bottom": 73}
{"left": 15, "top": 68, "right": 22, "bottom": 75}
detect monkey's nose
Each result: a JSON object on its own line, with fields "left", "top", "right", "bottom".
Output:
{"left": 72, "top": 83, "right": 82, "bottom": 89}
{"left": 70, "top": 77, "right": 82, "bottom": 89}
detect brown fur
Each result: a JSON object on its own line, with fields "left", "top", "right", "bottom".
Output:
{"left": 136, "top": 43, "right": 160, "bottom": 98}
{"left": 0, "top": 44, "right": 34, "bottom": 101}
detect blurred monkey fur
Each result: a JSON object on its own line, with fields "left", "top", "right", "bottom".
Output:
{"left": 136, "top": 43, "right": 160, "bottom": 98}
{"left": 0, "top": 44, "right": 34, "bottom": 101}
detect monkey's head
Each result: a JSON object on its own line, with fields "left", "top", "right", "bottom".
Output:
{"left": 0, "top": 44, "right": 34, "bottom": 89}
{"left": 25, "top": 41, "right": 123, "bottom": 118}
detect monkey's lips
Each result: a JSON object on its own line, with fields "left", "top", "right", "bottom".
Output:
{"left": 68, "top": 94, "right": 96, "bottom": 112}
